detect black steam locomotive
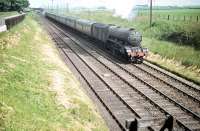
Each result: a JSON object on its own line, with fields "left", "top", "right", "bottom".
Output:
{"left": 45, "top": 12, "right": 148, "bottom": 63}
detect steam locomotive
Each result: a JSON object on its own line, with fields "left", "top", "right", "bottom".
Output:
{"left": 45, "top": 12, "right": 148, "bottom": 63}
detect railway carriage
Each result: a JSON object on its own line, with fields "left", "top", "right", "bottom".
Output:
{"left": 65, "top": 16, "right": 77, "bottom": 29}
{"left": 75, "top": 19, "right": 95, "bottom": 36}
{"left": 45, "top": 12, "right": 148, "bottom": 63}
{"left": 59, "top": 16, "right": 66, "bottom": 25}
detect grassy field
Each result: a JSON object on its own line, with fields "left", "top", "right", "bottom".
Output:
{"left": 61, "top": 9, "right": 200, "bottom": 84}
{"left": 139, "top": 9, "right": 200, "bottom": 17}
{"left": 0, "top": 11, "right": 19, "bottom": 18}
{"left": 0, "top": 12, "right": 108, "bottom": 130}
{"left": 136, "top": 9, "right": 200, "bottom": 48}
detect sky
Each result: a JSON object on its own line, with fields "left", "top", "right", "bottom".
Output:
{"left": 29, "top": 0, "right": 200, "bottom": 8}
{"left": 29, "top": 0, "right": 200, "bottom": 17}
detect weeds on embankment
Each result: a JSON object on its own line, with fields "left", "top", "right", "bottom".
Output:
{"left": 0, "top": 13, "right": 108, "bottom": 130}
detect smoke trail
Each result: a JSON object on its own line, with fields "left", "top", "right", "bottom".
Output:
{"left": 68, "top": 0, "right": 137, "bottom": 18}
{"left": 99, "top": 0, "right": 136, "bottom": 18}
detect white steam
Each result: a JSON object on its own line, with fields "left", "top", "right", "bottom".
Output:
{"left": 102, "top": 0, "right": 136, "bottom": 18}
{"left": 66, "top": 0, "right": 139, "bottom": 18}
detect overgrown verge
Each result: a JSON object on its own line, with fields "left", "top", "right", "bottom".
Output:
{"left": 0, "top": 12, "right": 108, "bottom": 131}
{"left": 143, "top": 38, "right": 200, "bottom": 84}
{"left": 145, "top": 20, "right": 200, "bottom": 49}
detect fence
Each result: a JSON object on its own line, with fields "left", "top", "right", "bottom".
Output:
{"left": 138, "top": 13, "right": 200, "bottom": 22}
{"left": 156, "top": 14, "right": 199, "bottom": 22}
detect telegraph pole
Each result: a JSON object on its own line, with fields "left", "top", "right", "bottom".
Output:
{"left": 66, "top": 2, "right": 69, "bottom": 13}
{"left": 51, "top": 0, "right": 54, "bottom": 12}
{"left": 150, "top": 0, "right": 152, "bottom": 27}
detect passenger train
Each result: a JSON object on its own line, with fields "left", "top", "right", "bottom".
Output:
{"left": 45, "top": 12, "right": 148, "bottom": 63}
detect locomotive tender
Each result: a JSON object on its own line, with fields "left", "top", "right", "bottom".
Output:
{"left": 45, "top": 12, "right": 148, "bottom": 63}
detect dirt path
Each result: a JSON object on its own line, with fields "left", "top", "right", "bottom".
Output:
{"left": 49, "top": 70, "right": 71, "bottom": 109}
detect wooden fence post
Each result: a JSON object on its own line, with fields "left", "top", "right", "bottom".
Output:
{"left": 168, "top": 15, "right": 170, "bottom": 20}
{"left": 197, "top": 16, "right": 199, "bottom": 22}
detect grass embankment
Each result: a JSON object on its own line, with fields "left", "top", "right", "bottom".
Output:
{"left": 0, "top": 11, "right": 19, "bottom": 18}
{"left": 0, "top": 13, "right": 108, "bottom": 130}
{"left": 64, "top": 10, "right": 200, "bottom": 84}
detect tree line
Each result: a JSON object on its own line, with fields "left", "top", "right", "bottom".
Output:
{"left": 0, "top": 0, "right": 29, "bottom": 12}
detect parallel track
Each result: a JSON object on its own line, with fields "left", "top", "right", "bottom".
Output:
{"left": 43, "top": 17, "right": 200, "bottom": 130}
{"left": 141, "top": 61, "right": 200, "bottom": 94}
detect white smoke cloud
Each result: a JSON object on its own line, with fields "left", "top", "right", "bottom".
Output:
{"left": 67, "top": 0, "right": 137, "bottom": 18}
{"left": 102, "top": 0, "right": 136, "bottom": 18}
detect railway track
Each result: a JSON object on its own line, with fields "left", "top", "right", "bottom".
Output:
{"left": 134, "top": 61, "right": 200, "bottom": 101}
{"left": 43, "top": 18, "right": 147, "bottom": 131}
{"left": 43, "top": 17, "right": 200, "bottom": 130}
